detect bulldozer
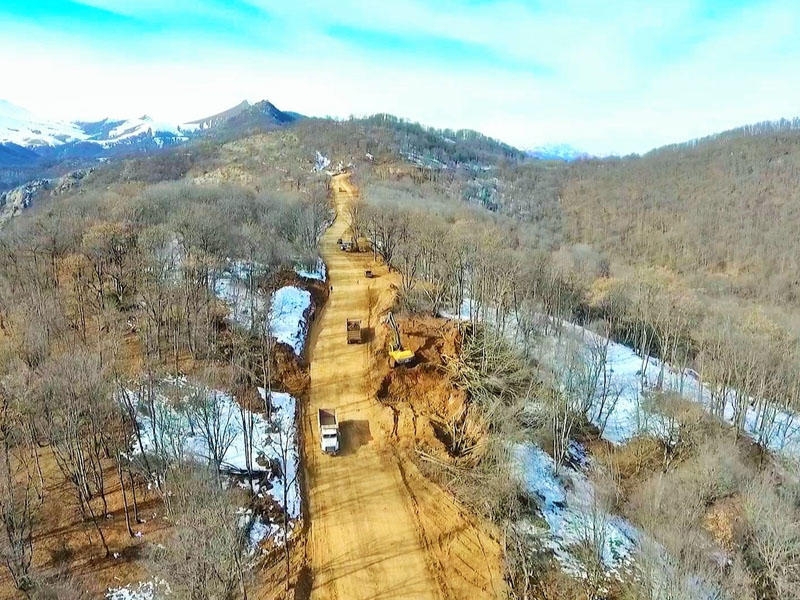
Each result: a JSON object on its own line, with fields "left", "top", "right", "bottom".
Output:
{"left": 385, "top": 311, "right": 415, "bottom": 368}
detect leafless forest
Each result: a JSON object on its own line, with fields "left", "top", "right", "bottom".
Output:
{"left": 2, "top": 116, "right": 800, "bottom": 599}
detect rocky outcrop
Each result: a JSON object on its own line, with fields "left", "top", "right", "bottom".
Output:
{"left": 0, "top": 168, "right": 93, "bottom": 226}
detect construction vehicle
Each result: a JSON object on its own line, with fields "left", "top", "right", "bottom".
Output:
{"left": 365, "top": 269, "right": 374, "bottom": 278}
{"left": 346, "top": 319, "right": 362, "bottom": 344}
{"left": 318, "top": 408, "right": 340, "bottom": 455}
{"left": 386, "top": 311, "right": 415, "bottom": 368}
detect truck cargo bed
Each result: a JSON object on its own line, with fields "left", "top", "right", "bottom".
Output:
{"left": 318, "top": 408, "right": 337, "bottom": 427}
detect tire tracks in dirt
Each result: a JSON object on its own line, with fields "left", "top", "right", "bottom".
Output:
{"left": 301, "top": 174, "right": 504, "bottom": 600}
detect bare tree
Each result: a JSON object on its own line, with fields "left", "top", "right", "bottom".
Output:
{"left": 148, "top": 465, "right": 250, "bottom": 600}
{"left": 0, "top": 395, "right": 41, "bottom": 592}
{"left": 742, "top": 472, "right": 800, "bottom": 599}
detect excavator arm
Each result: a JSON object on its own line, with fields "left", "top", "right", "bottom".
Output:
{"left": 386, "top": 311, "right": 415, "bottom": 367}
{"left": 387, "top": 311, "right": 402, "bottom": 351}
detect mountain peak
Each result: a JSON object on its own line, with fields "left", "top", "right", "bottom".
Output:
{"left": 526, "top": 143, "right": 592, "bottom": 162}
{"left": 188, "top": 98, "right": 297, "bottom": 130}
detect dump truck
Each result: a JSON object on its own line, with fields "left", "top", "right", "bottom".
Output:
{"left": 318, "top": 408, "right": 340, "bottom": 455}
{"left": 386, "top": 311, "right": 415, "bottom": 368}
{"left": 346, "top": 318, "right": 362, "bottom": 344}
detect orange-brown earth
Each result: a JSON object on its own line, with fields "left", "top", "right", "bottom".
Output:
{"left": 301, "top": 174, "right": 504, "bottom": 600}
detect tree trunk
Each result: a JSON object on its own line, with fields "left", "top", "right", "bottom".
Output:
{"left": 118, "top": 460, "right": 134, "bottom": 537}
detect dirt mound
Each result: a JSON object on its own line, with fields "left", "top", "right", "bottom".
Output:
{"left": 371, "top": 315, "right": 471, "bottom": 455}
{"left": 703, "top": 495, "right": 744, "bottom": 551}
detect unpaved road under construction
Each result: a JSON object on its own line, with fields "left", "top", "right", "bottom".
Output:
{"left": 302, "top": 174, "right": 505, "bottom": 600}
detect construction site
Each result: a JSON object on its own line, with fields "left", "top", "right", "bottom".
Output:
{"left": 300, "top": 174, "right": 505, "bottom": 600}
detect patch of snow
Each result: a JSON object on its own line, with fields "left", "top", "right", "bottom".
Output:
{"left": 123, "top": 379, "right": 301, "bottom": 543}
{"left": 213, "top": 262, "right": 262, "bottom": 328}
{"left": 532, "top": 324, "right": 671, "bottom": 445}
{"left": 541, "top": 321, "right": 800, "bottom": 457}
{"left": 567, "top": 440, "right": 590, "bottom": 469}
{"left": 441, "top": 297, "right": 800, "bottom": 460}
{"left": 443, "top": 296, "right": 738, "bottom": 589}
{"left": 294, "top": 257, "right": 326, "bottom": 282}
{"left": 238, "top": 507, "right": 279, "bottom": 554}
{"left": 213, "top": 262, "right": 312, "bottom": 355}
{"left": 513, "top": 442, "right": 637, "bottom": 579}
{"left": 313, "top": 151, "right": 331, "bottom": 172}
{"left": 438, "top": 297, "right": 477, "bottom": 322}
{"left": 270, "top": 287, "right": 312, "bottom": 355}
{"left": 106, "top": 580, "right": 167, "bottom": 600}
{"left": 258, "top": 387, "right": 301, "bottom": 519}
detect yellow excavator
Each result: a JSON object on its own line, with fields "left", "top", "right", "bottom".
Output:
{"left": 386, "top": 311, "right": 415, "bottom": 368}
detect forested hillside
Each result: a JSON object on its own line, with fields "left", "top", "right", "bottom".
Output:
{"left": 0, "top": 126, "right": 331, "bottom": 597}
{"left": 335, "top": 116, "right": 800, "bottom": 600}
{"left": 2, "top": 112, "right": 800, "bottom": 600}
{"left": 563, "top": 128, "right": 800, "bottom": 305}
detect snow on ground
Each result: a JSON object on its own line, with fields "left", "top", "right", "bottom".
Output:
{"left": 444, "top": 298, "right": 640, "bottom": 578}
{"left": 442, "top": 297, "right": 800, "bottom": 459}
{"left": 213, "top": 262, "right": 259, "bottom": 328}
{"left": 533, "top": 323, "right": 673, "bottom": 446}
{"left": 124, "top": 378, "right": 301, "bottom": 547}
{"left": 238, "top": 508, "right": 279, "bottom": 554}
{"left": 514, "top": 438, "right": 723, "bottom": 597}
{"left": 106, "top": 580, "right": 166, "bottom": 600}
{"left": 258, "top": 387, "right": 301, "bottom": 519}
{"left": 513, "top": 442, "right": 637, "bottom": 579}
{"left": 439, "top": 297, "right": 478, "bottom": 323}
{"left": 295, "top": 257, "right": 326, "bottom": 282}
{"left": 270, "top": 287, "right": 312, "bottom": 355}
{"left": 313, "top": 151, "right": 331, "bottom": 172}
{"left": 441, "top": 297, "right": 756, "bottom": 594}
{"left": 539, "top": 320, "right": 800, "bottom": 457}
{"left": 213, "top": 262, "right": 312, "bottom": 355}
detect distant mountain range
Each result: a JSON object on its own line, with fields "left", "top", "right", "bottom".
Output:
{"left": 0, "top": 99, "right": 300, "bottom": 190}
{"left": 526, "top": 143, "right": 592, "bottom": 161}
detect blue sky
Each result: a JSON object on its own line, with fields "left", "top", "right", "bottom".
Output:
{"left": 1, "top": 0, "right": 799, "bottom": 154}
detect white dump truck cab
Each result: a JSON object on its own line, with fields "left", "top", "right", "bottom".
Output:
{"left": 318, "top": 408, "right": 340, "bottom": 455}
{"left": 321, "top": 429, "right": 340, "bottom": 454}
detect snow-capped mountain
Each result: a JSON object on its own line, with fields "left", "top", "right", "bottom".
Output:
{"left": 0, "top": 98, "right": 300, "bottom": 191}
{"left": 0, "top": 100, "right": 199, "bottom": 150}
{"left": 526, "top": 143, "right": 592, "bottom": 161}
{"left": 0, "top": 100, "right": 89, "bottom": 146}
{"left": 73, "top": 115, "right": 199, "bottom": 149}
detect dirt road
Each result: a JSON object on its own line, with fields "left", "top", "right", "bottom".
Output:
{"left": 302, "top": 175, "right": 504, "bottom": 600}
